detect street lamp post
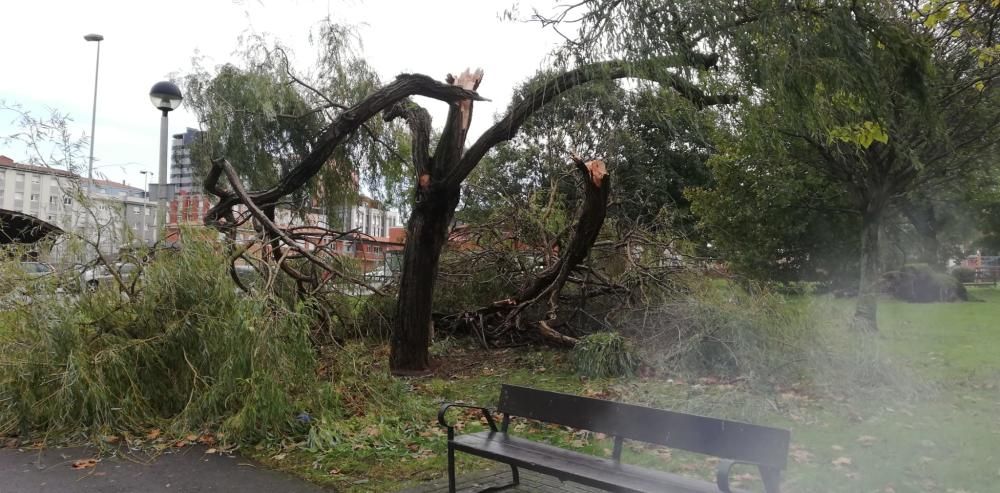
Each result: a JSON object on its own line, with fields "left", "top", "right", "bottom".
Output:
{"left": 84, "top": 33, "right": 103, "bottom": 185}
{"left": 149, "top": 81, "right": 183, "bottom": 240}
{"left": 140, "top": 170, "right": 152, "bottom": 244}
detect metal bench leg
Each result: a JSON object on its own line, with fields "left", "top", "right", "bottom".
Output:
{"left": 759, "top": 466, "right": 781, "bottom": 493}
{"left": 448, "top": 444, "right": 457, "bottom": 493}
{"left": 510, "top": 465, "right": 519, "bottom": 485}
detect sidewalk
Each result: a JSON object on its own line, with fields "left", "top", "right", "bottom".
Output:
{"left": 0, "top": 445, "right": 331, "bottom": 493}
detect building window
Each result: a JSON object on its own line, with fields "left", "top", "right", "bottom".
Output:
{"left": 30, "top": 193, "right": 39, "bottom": 202}
{"left": 134, "top": 207, "right": 142, "bottom": 215}
{"left": 15, "top": 192, "right": 23, "bottom": 201}
{"left": 31, "top": 175, "right": 40, "bottom": 184}
{"left": 63, "top": 196, "right": 73, "bottom": 205}
{"left": 49, "top": 196, "right": 57, "bottom": 205}
{"left": 15, "top": 173, "right": 24, "bottom": 183}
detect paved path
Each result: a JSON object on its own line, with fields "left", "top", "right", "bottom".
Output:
{"left": 0, "top": 446, "right": 331, "bottom": 493}
{"left": 3, "top": 446, "right": 602, "bottom": 493}
{"left": 398, "top": 468, "right": 603, "bottom": 493}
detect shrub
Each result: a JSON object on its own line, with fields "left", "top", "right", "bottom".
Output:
{"left": 951, "top": 266, "right": 976, "bottom": 284}
{"left": 622, "top": 280, "right": 812, "bottom": 382}
{"left": 620, "top": 279, "right": 915, "bottom": 399}
{"left": 571, "top": 332, "right": 639, "bottom": 378}
{"left": 884, "top": 263, "right": 967, "bottom": 302}
{"left": 0, "top": 238, "right": 319, "bottom": 442}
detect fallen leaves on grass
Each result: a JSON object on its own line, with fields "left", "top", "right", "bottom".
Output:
{"left": 832, "top": 456, "right": 853, "bottom": 468}
{"left": 654, "top": 448, "right": 672, "bottom": 462}
{"left": 856, "top": 435, "right": 878, "bottom": 447}
{"left": 790, "top": 446, "right": 814, "bottom": 464}
{"left": 731, "top": 472, "right": 756, "bottom": 488}
{"left": 71, "top": 459, "right": 98, "bottom": 470}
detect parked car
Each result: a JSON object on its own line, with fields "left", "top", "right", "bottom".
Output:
{"left": 233, "top": 264, "right": 261, "bottom": 294}
{"left": 80, "top": 262, "right": 140, "bottom": 290}
{"left": 0, "top": 262, "right": 58, "bottom": 309}
{"left": 18, "top": 261, "right": 56, "bottom": 279}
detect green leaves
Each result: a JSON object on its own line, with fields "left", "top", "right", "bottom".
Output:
{"left": 829, "top": 121, "right": 890, "bottom": 149}
{"left": 182, "top": 20, "right": 410, "bottom": 216}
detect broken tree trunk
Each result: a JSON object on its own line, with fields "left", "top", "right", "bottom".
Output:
{"left": 507, "top": 157, "right": 611, "bottom": 347}
{"left": 517, "top": 157, "right": 610, "bottom": 304}
{"left": 388, "top": 69, "right": 483, "bottom": 375}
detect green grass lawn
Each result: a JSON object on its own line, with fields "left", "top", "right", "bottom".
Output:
{"left": 260, "top": 289, "right": 1000, "bottom": 492}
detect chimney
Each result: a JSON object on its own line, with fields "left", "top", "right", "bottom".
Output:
{"left": 0, "top": 155, "right": 14, "bottom": 165}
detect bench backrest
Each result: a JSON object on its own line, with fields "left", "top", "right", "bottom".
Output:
{"left": 497, "top": 385, "right": 789, "bottom": 469}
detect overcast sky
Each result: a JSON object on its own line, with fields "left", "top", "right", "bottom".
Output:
{"left": 0, "top": 0, "right": 562, "bottom": 188}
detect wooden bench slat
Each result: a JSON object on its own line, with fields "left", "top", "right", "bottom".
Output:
{"left": 453, "top": 431, "right": 750, "bottom": 493}
{"left": 497, "top": 385, "right": 789, "bottom": 469}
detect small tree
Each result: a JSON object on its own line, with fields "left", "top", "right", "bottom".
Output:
{"left": 732, "top": 2, "right": 1000, "bottom": 331}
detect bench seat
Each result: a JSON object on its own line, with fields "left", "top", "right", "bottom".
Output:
{"left": 439, "top": 386, "right": 788, "bottom": 493}
{"left": 453, "top": 431, "right": 750, "bottom": 493}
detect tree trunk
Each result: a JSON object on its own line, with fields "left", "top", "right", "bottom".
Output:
{"left": 390, "top": 187, "right": 461, "bottom": 375}
{"left": 901, "top": 199, "right": 943, "bottom": 269}
{"left": 854, "top": 209, "right": 882, "bottom": 333}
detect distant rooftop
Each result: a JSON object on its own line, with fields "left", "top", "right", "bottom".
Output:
{"left": 0, "top": 155, "right": 75, "bottom": 178}
{"left": 0, "top": 155, "right": 144, "bottom": 194}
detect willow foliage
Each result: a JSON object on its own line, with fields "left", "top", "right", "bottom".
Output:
{"left": 182, "top": 19, "right": 412, "bottom": 224}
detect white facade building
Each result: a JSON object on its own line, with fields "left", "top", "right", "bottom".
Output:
{"left": 332, "top": 196, "right": 401, "bottom": 238}
{"left": 0, "top": 155, "right": 157, "bottom": 260}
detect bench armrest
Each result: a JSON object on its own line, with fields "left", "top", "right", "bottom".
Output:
{"left": 437, "top": 403, "right": 498, "bottom": 436}
{"left": 716, "top": 459, "right": 782, "bottom": 493}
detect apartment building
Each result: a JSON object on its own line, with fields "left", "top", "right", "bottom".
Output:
{"left": 171, "top": 128, "right": 202, "bottom": 195}
{"left": 0, "top": 155, "right": 157, "bottom": 260}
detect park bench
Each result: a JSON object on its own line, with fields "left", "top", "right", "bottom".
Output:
{"left": 438, "top": 385, "right": 790, "bottom": 493}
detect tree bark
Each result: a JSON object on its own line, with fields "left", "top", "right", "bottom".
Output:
{"left": 390, "top": 186, "right": 461, "bottom": 375}
{"left": 854, "top": 208, "right": 882, "bottom": 333}
{"left": 901, "top": 199, "right": 943, "bottom": 269}
{"left": 389, "top": 69, "right": 482, "bottom": 375}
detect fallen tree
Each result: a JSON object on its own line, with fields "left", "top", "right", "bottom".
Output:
{"left": 203, "top": 56, "right": 735, "bottom": 375}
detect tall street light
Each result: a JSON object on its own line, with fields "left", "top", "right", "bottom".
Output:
{"left": 139, "top": 170, "right": 152, "bottom": 198}
{"left": 84, "top": 33, "right": 103, "bottom": 185}
{"left": 149, "top": 81, "right": 183, "bottom": 240}
{"left": 140, "top": 170, "right": 152, "bottom": 244}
